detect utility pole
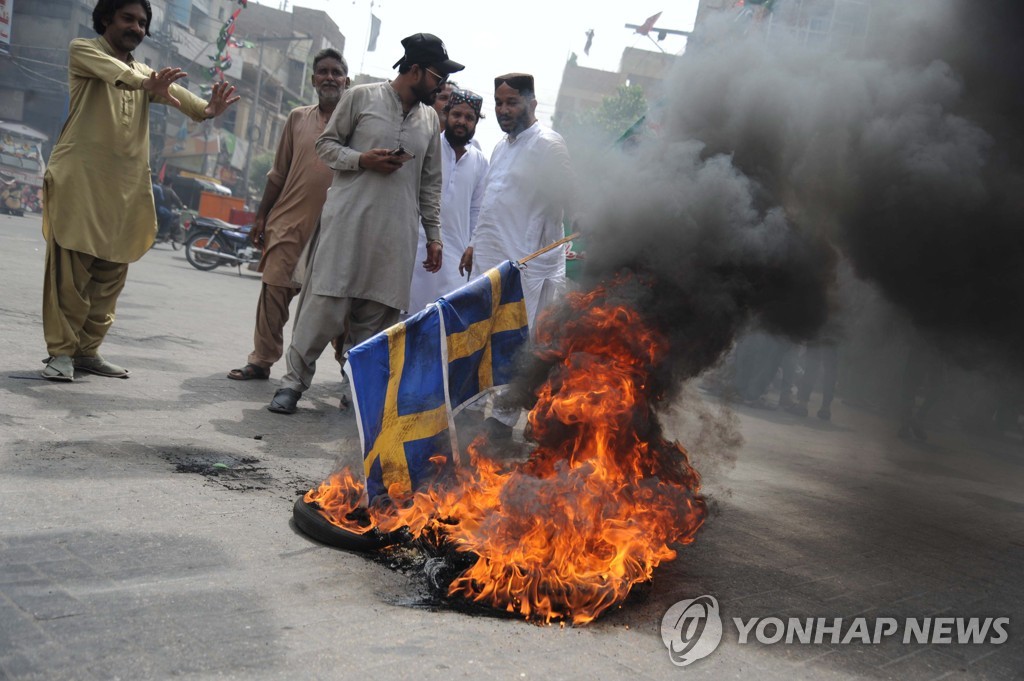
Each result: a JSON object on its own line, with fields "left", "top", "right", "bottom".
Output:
{"left": 241, "top": 39, "right": 265, "bottom": 202}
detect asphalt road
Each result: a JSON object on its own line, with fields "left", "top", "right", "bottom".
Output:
{"left": 1, "top": 213, "right": 1021, "bottom": 680}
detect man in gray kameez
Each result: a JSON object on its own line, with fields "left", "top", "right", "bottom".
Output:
{"left": 268, "top": 33, "right": 464, "bottom": 414}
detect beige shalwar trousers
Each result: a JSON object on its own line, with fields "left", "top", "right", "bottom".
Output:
{"left": 280, "top": 287, "right": 399, "bottom": 394}
{"left": 42, "top": 234, "right": 129, "bottom": 357}
{"left": 247, "top": 282, "right": 349, "bottom": 372}
{"left": 247, "top": 282, "right": 300, "bottom": 369}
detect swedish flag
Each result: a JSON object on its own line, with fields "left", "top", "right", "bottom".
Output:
{"left": 346, "top": 305, "right": 452, "bottom": 501}
{"left": 439, "top": 260, "right": 529, "bottom": 411}
{"left": 345, "top": 261, "right": 529, "bottom": 501}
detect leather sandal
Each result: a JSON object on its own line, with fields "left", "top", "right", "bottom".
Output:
{"left": 41, "top": 355, "right": 75, "bottom": 382}
{"left": 73, "top": 355, "right": 129, "bottom": 378}
{"left": 268, "top": 387, "right": 301, "bottom": 414}
{"left": 228, "top": 363, "right": 270, "bottom": 381}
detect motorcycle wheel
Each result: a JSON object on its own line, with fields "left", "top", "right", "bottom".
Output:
{"left": 185, "top": 232, "right": 225, "bottom": 271}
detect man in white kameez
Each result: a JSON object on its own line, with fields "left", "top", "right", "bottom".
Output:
{"left": 459, "top": 73, "right": 575, "bottom": 325}
{"left": 458, "top": 73, "right": 577, "bottom": 439}
{"left": 407, "top": 89, "right": 488, "bottom": 315}
{"left": 268, "top": 33, "right": 464, "bottom": 414}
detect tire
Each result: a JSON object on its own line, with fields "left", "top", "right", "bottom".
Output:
{"left": 185, "top": 232, "right": 225, "bottom": 271}
{"left": 292, "top": 497, "right": 411, "bottom": 553}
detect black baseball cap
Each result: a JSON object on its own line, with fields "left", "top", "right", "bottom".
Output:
{"left": 392, "top": 33, "right": 465, "bottom": 74}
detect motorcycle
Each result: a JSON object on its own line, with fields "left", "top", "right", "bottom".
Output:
{"left": 153, "top": 208, "right": 192, "bottom": 250}
{"left": 184, "top": 215, "right": 262, "bottom": 272}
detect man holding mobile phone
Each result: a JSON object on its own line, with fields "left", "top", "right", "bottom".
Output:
{"left": 388, "top": 147, "right": 416, "bottom": 162}
{"left": 268, "top": 33, "right": 464, "bottom": 415}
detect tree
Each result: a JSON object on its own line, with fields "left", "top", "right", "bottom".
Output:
{"left": 556, "top": 83, "right": 648, "bottom": 154}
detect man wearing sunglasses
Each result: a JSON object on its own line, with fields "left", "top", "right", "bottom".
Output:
{"left": 268, "top": 33, "right": 464, "bottom": 415}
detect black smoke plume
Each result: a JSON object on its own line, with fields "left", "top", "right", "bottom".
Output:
{"left": 530, "top": 0, "right": 1024, "bottom": 404}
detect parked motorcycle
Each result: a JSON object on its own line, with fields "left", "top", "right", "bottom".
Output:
{"left": 184, "top": 215, "right": 262, "bottom": 272}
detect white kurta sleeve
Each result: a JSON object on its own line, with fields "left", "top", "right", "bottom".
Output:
{"left": 468, "top": 155, "right": 488, "bottom": 239}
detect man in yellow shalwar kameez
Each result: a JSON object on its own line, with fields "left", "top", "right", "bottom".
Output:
{"left": 41, "top": 0, "right": 239, "bottom": 381}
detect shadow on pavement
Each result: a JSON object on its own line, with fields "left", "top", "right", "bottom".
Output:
{"left": 0, "top": 529, "right": 287, "bottom": 678}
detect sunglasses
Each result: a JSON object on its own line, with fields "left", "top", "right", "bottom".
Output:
{"left": 424, "top": 66, "right": 448, "bottom": 84}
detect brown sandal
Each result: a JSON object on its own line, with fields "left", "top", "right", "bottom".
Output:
{"left": 227, "top": 363, "right": 270, "bottom": 380}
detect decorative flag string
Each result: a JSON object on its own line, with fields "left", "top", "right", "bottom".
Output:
{"left": 208, "top": 0, "right": 253, "bottom": 80}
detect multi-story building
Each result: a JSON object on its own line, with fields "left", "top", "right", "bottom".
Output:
{"left": 0, "top": 0, "right": 345, "bottom": 200}
{"left": 553, "top": 47, "right": 679, "bottom": 133}
{"left": 694, "top": 0, "right": 873, "bottom": 54}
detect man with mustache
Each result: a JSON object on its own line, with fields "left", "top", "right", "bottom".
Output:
{"left": 228, "top": 48, "right": 350, "bottom": 381}
{"left": 40, "top": 0, "right": 238, "bottom": 381}
{"left": 407, "top": 89, "right": 489, "bottom": 314}
{"left": 431, "top": 80, "right": 482, "bottom": 150}
{"left": 458, "top": 73, "right": 577, "bottom": 440}
{"left": 268, "top": 33, "right": 463, "bottom": 414}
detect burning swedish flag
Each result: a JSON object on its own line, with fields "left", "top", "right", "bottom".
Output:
{"left": 345, "top": 261, "right": 529, "bottom": 500}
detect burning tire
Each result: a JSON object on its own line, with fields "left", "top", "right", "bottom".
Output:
{"left": 292, "top": 497, "right": 411, "bottom": 552}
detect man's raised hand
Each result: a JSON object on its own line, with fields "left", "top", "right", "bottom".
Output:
{"left": 142, "top": 67, "right": 188, "bottom": 107}
{"left": 203, "top": 81, "right": 241, "bottom": 119}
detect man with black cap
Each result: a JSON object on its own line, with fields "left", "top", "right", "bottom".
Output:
{"left": 268, "top": 33, "right": 464, "bottom": 414}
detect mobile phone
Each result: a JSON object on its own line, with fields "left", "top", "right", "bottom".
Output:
{"left": 389, "top": 147, "right": 416, "bottom": 162}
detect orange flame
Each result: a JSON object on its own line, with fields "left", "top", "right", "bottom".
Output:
{"left": 304, "top": 278, "right": 707, "bottom": 624}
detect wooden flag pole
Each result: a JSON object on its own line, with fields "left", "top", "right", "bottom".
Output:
{"left": 518, "top": 232, "right": 581, "bottom": 265}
